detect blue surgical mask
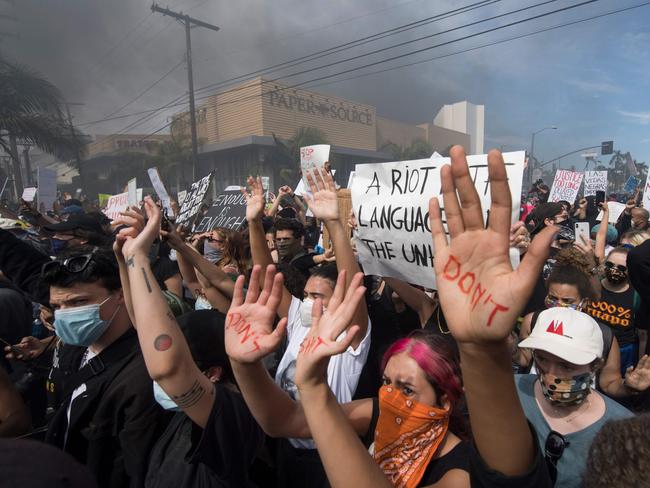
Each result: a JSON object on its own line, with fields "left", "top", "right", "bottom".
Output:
{"left": 54, "top": 296, "right": 119, "bottom": 346}
{"left": 194, "top": 295, "right": 213, "bottom": 310}
{"left": 153, "top": 381, "right": 181, "bottom": 411}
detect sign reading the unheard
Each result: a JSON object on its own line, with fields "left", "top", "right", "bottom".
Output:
{"left": 175, "top": 173, "right": 212, "bottom": 226}
{"left": 193, "top": 189, "right": 247, "bottom": 233}
{"left": 548, "top": 170, "right": 583, "bottom": 203}
{"left": 583, "top": 171, "right": 607, "bottom": 197}
{"left": 351, "top": 152, "right": 525, "bottom": 288}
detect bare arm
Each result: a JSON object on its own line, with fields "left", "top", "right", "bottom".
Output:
{"left": 384, "top": 276, "right": 436, "bottom": 326}
{"left": 595, "top": 204, "right": 610, "bottom": 264}
{"left": 517, "top": 313, "right": 534, "bottom": 368}
{"left": 164, "top": 274, "right": 183, "bottom": 298}
{"left": 119, "top": 198, "right": 215, "bottom": 428}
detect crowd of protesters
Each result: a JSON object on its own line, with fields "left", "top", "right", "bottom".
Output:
{"left": 1, "top": 145, "right": 650, "bottom": 487}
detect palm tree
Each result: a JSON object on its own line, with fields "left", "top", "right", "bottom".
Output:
{"left": 0, "top": 57, "right": 85, "bottom": 193}
{"left": 272, "top": 126, "right": 329, "bottom": 184}
{"left": 380, "top": 138, "right": 433, "bottom": 160}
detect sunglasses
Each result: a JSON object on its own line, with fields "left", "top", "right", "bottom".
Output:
{"left": 545, "top": 430, "right": 570, "bottom": 484}
{"left": 604, "top": 261, "right": 627, "bottom": 273}
{"left": 41, "top": 253, "right": 95, "bottom": 276}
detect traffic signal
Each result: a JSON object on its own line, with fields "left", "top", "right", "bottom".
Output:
{"left": 601, "top": 141, "right": 614, "bottom": 155}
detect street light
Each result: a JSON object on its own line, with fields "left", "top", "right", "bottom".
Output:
{"left": 529, "top": 126, "right": 557, "bottom": 185}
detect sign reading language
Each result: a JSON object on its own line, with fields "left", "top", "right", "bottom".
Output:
{"left": 351, "top": 151, "right": 525, "bottom": 289}
{"left": 548, "top": 170, "right": 583, "bottom": 203}
{"left": 175, "top": 173, "right": 213, "bottom": 226}
{"left": 583, "top": 171, "right": 607, "bottom": 197}
{"left": 193, "top": 189, "right": 247, "bottom": 233}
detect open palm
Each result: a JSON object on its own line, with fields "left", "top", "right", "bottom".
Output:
{"left": 242, "top": 176, "right": 266, "bottom": 221}
{"left": 225, "top": 265, "right": 287, "bottom": 363}
{"left": 305, "top": 168, "right": 339, "bottom": 221}
{"left": 430, "top": 147, "right": 556, "bottom": 344}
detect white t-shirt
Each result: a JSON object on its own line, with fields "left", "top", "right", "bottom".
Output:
{"left": 275, "top": 296, "right": 371, "bottom": 449}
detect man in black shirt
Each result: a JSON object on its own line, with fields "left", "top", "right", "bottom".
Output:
{"left": 274, "top": 218, "right": 334, "bottom": 280}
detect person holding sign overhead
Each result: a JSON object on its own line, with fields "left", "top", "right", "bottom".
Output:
{"left": 240, "top": 170, "right": 371, "bottom": 487}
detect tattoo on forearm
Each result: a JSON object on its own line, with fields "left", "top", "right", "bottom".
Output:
{"left": 154, "top": 334, "right": 172, "bottom": 351}
{"left": 141, "top": 268, "right": 153, "bottom": 293}
{"left": 126, "top": 255, "right": 135, "bottom": 268}
{"left": 172, "top": 380, "right": 205, "bottom": 408}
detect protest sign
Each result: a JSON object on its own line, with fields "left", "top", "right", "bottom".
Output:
{"left": 21, "top": 187, "right": 37, "bottom": 202}
{"left": 643, "top": 172, "right": 650, "bottom": 210}
{"left": 128, "top": 178, "right": 137, "bottom": 206}
{"left": 300, "top": 145, "right": 330, "bottom": 187}
{"left": 597, "top": 201, "right": 626, "bottom": 224}
{"left": 624, "top": 176, "right": 639, "bottom": 194}
{"left": 193, "top": 189, "right": 247, "bottom": 233}
{"left": 548, "top": 170, "right": 583, "bottom": 203}
{"left": 103, "top": 192, "right": 129, "bottom": 221}
{"left": 351, "top": 151, "right": 525, "bottom": 289}
{"left": 147, "top": 167, "right": 174, "bottom": 215}
{"left": 583, "top": 171, "right": 607, "bottom": 197}
{"left": 37, "top": 167, "right": 57, "bottom": 212}
{"left": 175, "top": 173, "right": 213, "bottom": 226}
{"left": 177, "top": 190, "right": 188, "bottom": 207}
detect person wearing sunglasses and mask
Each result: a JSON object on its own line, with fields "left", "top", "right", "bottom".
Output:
{"left": 584, "top": 247, "right": 645, "bottom": 376}
{"left": 517, "top": 307, "right": 632, "bottom": 488}
{"left": 41, "top": 247, "right": 167, "bottom": 488}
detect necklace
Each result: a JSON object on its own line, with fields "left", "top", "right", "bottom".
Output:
{"left": 552, "top": 397, "right": 591, "bottom": 423}
{"left": 436, "top": 306, "right": 451, "bottom": 335}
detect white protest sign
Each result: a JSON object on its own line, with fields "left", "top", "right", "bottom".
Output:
{"left": 548, "top": 170, "right": 583, "bottom": 203}
{"left": 147, "top": 167, "right": 174, "bottom": 215}
{"left": 597, "top": 202, "right": 626, "bottom": 224}
{"left": 37, "top": 167, "right": 57, "bottom": 212}
{"left": 22, "top": 187, "right": 37, "bottom": 202}
{"left": 177, "top": 190, "right": 188, "bottom": 207}
{"left": 643, "top": 171, "right": 650, "bottom": 210}
{"left": 103, "top": 192, "right": 129, "bottom": 221}
{"left": 127, "top": 178, "right": 137, "bottom": 206}
{"left": 176, "top": 173, "right": 213, "bottom": 226}
{"left": 351, "top": 151, "right": 525, "bottom": 289}
{"left": 583, "top": 171, "right": 607, "bottom": 197}
{"left": 300, "top": 144, "right": 330, "bottom": 187}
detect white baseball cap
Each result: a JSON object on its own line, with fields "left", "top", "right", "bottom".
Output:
{"left": 518, "top": 307, "right": 603, "bottom": 365}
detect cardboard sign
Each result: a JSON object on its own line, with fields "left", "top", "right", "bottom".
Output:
{"left": 175, "top": 173, "right": 213, "bottom": 226}
{"left": 583, "top": 171, "right": 607, "bottom": 197}
{"left": 103, "top": 192, "right": 129, "bottom": 221}
{"left": 193, "top": 189, "right": 247, "bottom": 233}
{"left": 624, "top": 176, "right": 639, "bottom": 194}
{"left": 147, "top": 167, "right": 174, "bottom": 215}
{"left": 37, "top": 167, "right": 57, "bottom": 213}
{"left": 597, "top": 201, "right": 626, "bottom": 224}
{"left": 351, "top": 151, "right": 525, "bottom": 289}
{"left": 128, "top": 178, "right": 137, "bottom": 206}
{"left": 21, "top": 187, "right": 37, "bottom": 202}
{"left": 300, "top": 144, "right": 330, "bottom": 187}
{"left": 548, "top": 170, "right": 583, "bottom": 203}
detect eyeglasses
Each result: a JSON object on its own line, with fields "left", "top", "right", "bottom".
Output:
{"left": 604, "top": 261, "right": 627, "bottom": 273}
{"left": 545, "top": 430, "right": 570, "bottom": 484}
{"left": 41, "top": 253, "right": 95, "bottom": 276}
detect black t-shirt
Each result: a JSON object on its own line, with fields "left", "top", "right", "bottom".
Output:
{"left": 145, "top": 384, "right": 263, "bottom": 488}
{"left": 286, "top": 252, "right": 318, "bottom": 280}
{"left": 584, "top": 286, "right": 638, "bottom": 346}
{"left": 423, "top": 307, "right": 459, "bottom": 359}
{"left": 151, "top": 243, "right": 180, "bottom": 291}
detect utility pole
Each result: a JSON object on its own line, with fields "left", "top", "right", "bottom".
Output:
{"left": 22, "top": 146, "right": 32, "bottom": 186}
{"left": 151, "top": 3, "right": 219, "bottom": 181}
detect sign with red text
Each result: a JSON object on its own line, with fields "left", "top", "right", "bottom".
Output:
{"left": 583, "top": 171, "right": 607, "bottom": 197}
{"left": 548, "top": 170, "right": 583, "bottom": 203}
{"left": 103, "top": 192, "right": 129, "bottom": 221}
{"left": 351, "top": 152, "right": 525, "bottom": 288}
{"left": 300, "top": 144, "right": 330, "bottom": 187}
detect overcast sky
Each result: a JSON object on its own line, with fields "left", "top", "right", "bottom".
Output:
{"left": 2, "top": 0, "right": 650, "bottom": 168}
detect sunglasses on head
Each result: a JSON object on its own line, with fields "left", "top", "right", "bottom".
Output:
{"left": 41, "top": 252, "right": 96, "bottom": 277}
{"left": 604, "top": 261, "right": 627, "bottom": 273}
{"left": 545, "top": 430, "right": 570, "bottom": 484}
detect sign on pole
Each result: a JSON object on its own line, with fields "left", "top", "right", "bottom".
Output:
{"left": 351, "top": 151, "right": 525, "bottom": 289}
{"left": 583, "top": 171, "right": 608, "bottom": 197}
{"left": 548, "top": 170, "right": 583, "bottom": 203}
{"left": 147, "top": 167, "right": 174, "bottom": 215}
{"left": 175, "top": 173, "right": 213, "bottom": 226}
{"left": 37, "top": 167, "right": 57, "bottom": 213}
{"left": 193, "top": 188, "right": 247, "bottom": 233}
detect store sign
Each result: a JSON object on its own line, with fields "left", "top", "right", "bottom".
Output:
{"left": 268, "top": 90, "right": 373, "bottom": 126}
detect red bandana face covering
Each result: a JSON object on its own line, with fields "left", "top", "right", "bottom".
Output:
{"left": 373, "top": 385, "right": 450, "bottom": 488}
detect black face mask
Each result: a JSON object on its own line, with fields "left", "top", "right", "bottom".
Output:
{"left": 605, "top": 268, "right": 628, "bottom": 284}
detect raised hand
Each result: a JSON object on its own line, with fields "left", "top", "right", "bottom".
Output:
{"left": 160, "top": 223, "right": 185, "bottom": 250}
{"left": 120, "top": 196, "right": 161, "bottom": 260}
{"left": 305, "top": 167, "right": 339, "bottom": 222}
{"left": 429, "top": 146, "right": 556, "bottom": 344}
{"left": 112, "top": 206, "right": 146, "bottom": 240}
{"left": 241, "top": 176, "right": 266, "bottom": 222}
{"left": 294, "top": 271, "right": 366, "bottom": 390}
{"left": 225, "top": 265, "right": 287, "bottom": 364}
{"left": 574, "top": 234, "right": 597, "bottom": 268}
{"left": 625, "top": 355, "right": 650, "bottom": 392}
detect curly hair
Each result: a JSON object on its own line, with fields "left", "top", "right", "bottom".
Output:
{"left": 553, "top": 246, "right": 593, "bottom": 275}
{"left": 583, "top": 414, "right": 650, "bottom": 487}
{"left": 547, "top": 264, "right": 597, "bottom": 301}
